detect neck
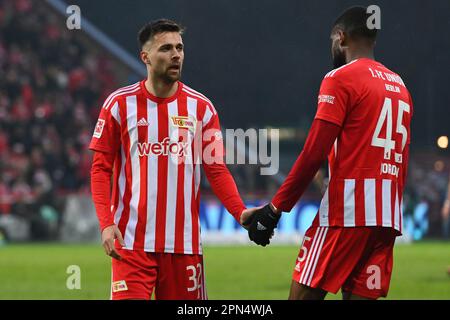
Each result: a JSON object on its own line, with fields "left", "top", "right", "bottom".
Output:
{"left": 346, "top": 48, "right": 374, "bottom": 64}
{"left": 145, "top": 73, "right": 178, "bottom": 98}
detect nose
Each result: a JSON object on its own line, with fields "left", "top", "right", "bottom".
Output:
{"left": 172, "top": 49, "right": 181, "bottom": 60}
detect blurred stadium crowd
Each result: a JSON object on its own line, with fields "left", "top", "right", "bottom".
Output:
{"left": 0, "top": 0, "right": 119, "bottom": 238}
{"left": 0, "top": 0, "right": 448, "bottom": 240}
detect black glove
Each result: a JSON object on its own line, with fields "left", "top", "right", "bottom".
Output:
{"left": 243, "top": 204, "right": 281, "bottom": 246}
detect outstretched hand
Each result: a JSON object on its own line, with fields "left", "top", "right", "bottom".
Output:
{"left": 240, "top": 206, "right": 264, "bottom": 230}
{"left": 241, "top": 204, "right": 281, "bottom": 246}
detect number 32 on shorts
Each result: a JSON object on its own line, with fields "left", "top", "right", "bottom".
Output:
{"left": 186, "top": 263, "right": 202, "bottom": 297}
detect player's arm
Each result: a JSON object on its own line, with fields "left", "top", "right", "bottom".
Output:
{"left": 91, "top": 151, "right": 125, "bottom": 260}
{"left": 271, "top": 119, "right": 341, "bottom": 212}
{"left": 241, "top": 121, "right": 340, "bottom": 246}
{"left": 244, "top": 73, "right": 349, "bottom": 246}
{"left": 91, "top": 151, "right": 115, "bottom": 231}
{"left": 272, "top": 74, "right": 349, "bottom": 212}
{"left": 89, "top": 98, "right": 124, "bottom": 260}
{"left": 201, "top": 108, "right": 248, "bottom": 224}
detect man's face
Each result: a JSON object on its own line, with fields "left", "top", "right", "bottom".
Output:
{"left": 330, "top": 30, "right": 346, "bottom": 69}
{"left": 141, "top": 32, "right": 184, "bottom": 84}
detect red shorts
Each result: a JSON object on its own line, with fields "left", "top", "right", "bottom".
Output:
{"left": 292, "top": 226, "right": 397, "bottom": 299}
{"left": 111, "top": 248, "right": 207, "bottom": 300}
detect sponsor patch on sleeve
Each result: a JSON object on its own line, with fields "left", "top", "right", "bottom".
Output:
{"left": 318, "top": 94, "right": 335, "bottom": 104}
{"left": 93, "top": 119, "right": 105, "bottom": 138}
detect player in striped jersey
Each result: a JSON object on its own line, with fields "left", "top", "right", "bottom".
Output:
{"left": 90, "top": 19, "right": 256, "bottom": 300}
{"left": 243, "top": 6, "right": 413, "bottom": 299}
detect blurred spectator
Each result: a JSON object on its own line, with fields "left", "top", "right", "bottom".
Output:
{"left": 0, "top": 0, "right": 119, "bottom": 239}
{"left": 441, "top": 171, "right": 450, "bottom": 238}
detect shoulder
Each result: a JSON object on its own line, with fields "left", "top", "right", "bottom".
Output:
{"left": 322, "top": 59, "right": 362, "bottom": 81}
{"left": 181, "top": 83, "right": 217, "bottom": 116}
{"left": 377, "top": 64, "right": 407, "bottom": 88}
{"left": 101, "top": 82, "right": 142, "bottom": 111}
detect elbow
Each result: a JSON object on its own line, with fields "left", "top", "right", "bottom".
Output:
{"left": 302, "top": 151, "right": 327, "bottom": 171}
{"left": 91, "top": 161, "right": 104, "bottom": 176}
{"left": 91, "top": 153, "right": 114, "bottom": 176}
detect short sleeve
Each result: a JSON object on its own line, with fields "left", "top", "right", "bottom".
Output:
{"left": 89, "top": 100, "right": 121, "bottom": 154}
{"left": 314, "top": 75, "right": 350, "bottom": 127}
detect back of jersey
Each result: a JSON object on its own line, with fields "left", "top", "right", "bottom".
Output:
{"left": 313, "top": 58, "right": 413, "bottom": 233}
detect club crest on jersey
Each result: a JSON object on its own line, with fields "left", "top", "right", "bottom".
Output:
{"left": 93, "top": 119, "right": 105, "bottom": 138}
{"left": 112, "top": 280, "right": 128, "bottom": 292}
{"left": 171, "top": 116, "right": 196, "bottom": 132}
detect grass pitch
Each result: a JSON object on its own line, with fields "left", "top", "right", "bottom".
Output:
{"left": 0, "top": 242, "right": 448, "bottom": 299}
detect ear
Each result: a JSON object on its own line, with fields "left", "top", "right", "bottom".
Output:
{"left": 140, "top": 51, "right": 151, "bottom": 65}
{"left": 337, "top": 29, "right": 347, "bottom": 47}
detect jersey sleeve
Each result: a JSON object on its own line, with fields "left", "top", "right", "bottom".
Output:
{"left": 91, "top": 151, "right": 115, "bottom": 231}
{"left": 314, "top": 75, "right": 350, "bottom": 127}
{"left": 89, "top": 99, "right": 121, "bottom": 154}
{"left": 200, "top": 103, "right": 246, "bottom": 221}
{"left": 201, "top": 105, "right": 224, "bottom": 161}
{"left": 271, "top": 119, "right": 341, "bottom": 212}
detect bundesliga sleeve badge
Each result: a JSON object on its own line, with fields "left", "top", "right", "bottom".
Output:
{"left": 93, "top": 119, "right": 105, "bottom": 138}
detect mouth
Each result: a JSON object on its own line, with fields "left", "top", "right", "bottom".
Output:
{"left": 169, "top": 65, "right": 180, "bottom": 70}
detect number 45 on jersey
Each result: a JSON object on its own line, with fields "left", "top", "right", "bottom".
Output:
{"left": 371, "top": 97, "right": 410, "bottom": 163}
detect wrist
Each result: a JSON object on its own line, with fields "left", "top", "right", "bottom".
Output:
{"left": 269, "top": 202, "right": 282, "bottom": 215}
{"left": 444, "top": 199, "right": 450, "bottom": 206}
{"left": 101, "top": 223, "right": 115, "bottom": 233}
{"left": 239, "top": 205, "right": 248, "bottom": 216}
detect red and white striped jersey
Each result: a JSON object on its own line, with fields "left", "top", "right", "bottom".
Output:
{"left": 89, "top": 80, "right": 243, "bottom": 254}
{"left": 312, "top": 58, "right": 413, "bottom": 234}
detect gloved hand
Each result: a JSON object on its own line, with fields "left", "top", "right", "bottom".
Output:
{"left": 242, "top": 204, "right": 281, "bottom": 246}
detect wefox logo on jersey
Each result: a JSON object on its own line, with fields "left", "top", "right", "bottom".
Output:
{"left": 138, "top": 138, "right": 189, "bottom": 157}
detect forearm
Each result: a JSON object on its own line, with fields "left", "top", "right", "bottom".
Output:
{"left": 91, "top": 151, "right": 115, "bottom": 231}
{"left": 203, "top": 162, "right": 246, "bottom": 221}
{"left": 272, "top": 119, "right": 341, "bottom": 212}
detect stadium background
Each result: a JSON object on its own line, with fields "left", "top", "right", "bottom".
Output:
{"left": 0, "top": 0, "right": 449, "bottom": 299}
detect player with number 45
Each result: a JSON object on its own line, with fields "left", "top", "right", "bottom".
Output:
{"left": 242, "top": 6, "right": 413, "bottom": 300}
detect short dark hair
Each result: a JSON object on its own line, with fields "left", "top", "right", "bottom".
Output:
{"left": 332, "top": 6, "right": 377, "bottom": 42}
{"left": 138, "top": 19, "right": 185, "bottom": 50}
